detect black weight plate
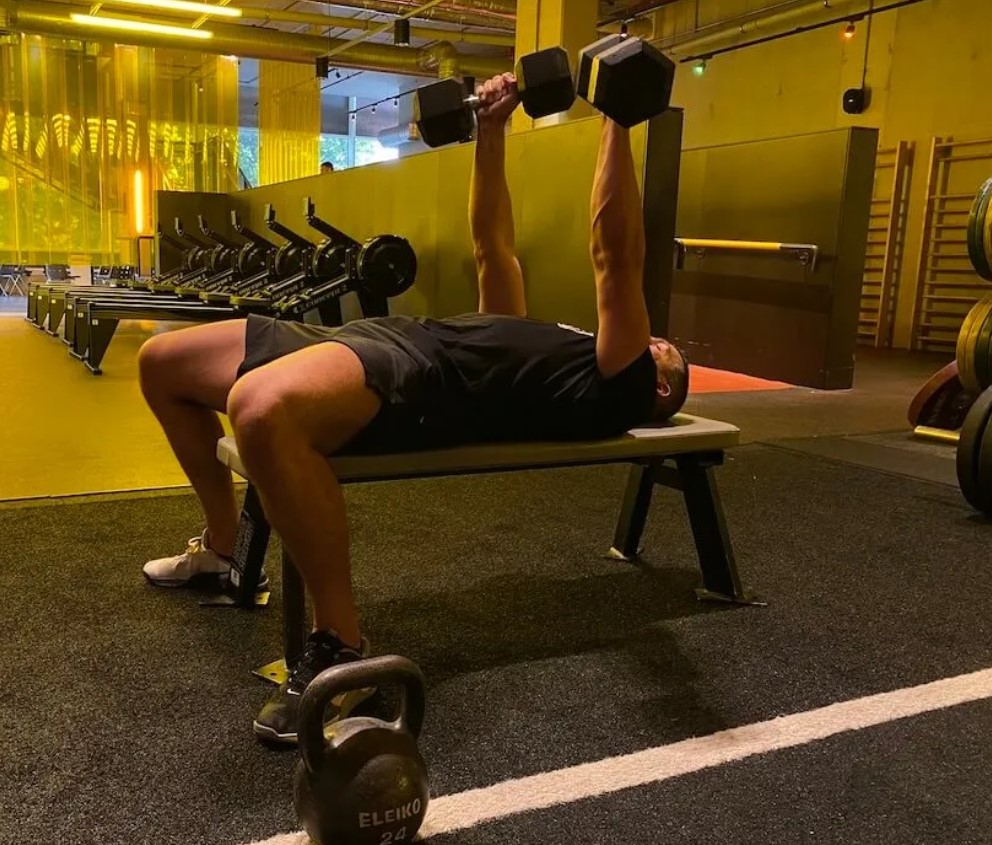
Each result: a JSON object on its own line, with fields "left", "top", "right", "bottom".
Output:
{"left": 977, "top": 410, "right": 992, "bottom": 517}
{"left": 956, "top": 386, "right": 992, "bottom": 511}
{"left": 968, "top": 178, "right": 992, "bottom": 281}
{"left": 956, "top": 299, "right": 981, "bottom": 392}
{"left": 984, "top": 187, "right": 992, "bottom": 283}
{"left": 978, "top": 179, "right": 992, "bottom": 281}
{"left": 956, "top": 297, "right": 992, "bottom": 393}
{"left": 357, "top": 236, "right": 417, "bottom": 298}
{"left": 975, "top": 301, "right": 992, "bottom": 390}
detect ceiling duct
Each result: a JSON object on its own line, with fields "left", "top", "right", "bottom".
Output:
{"left": 53, "top": 0, "right": 517, "bottom": 45}
{"left": 0, "top": 0, "right": 512, "bottom": 77}
{"left": 316, "top": 0, "right": 516, "bottom": 30}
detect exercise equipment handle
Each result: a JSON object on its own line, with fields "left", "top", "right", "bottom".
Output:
{"left": 265, "top": 204, "right": 314, "bottom": 248}
{"left": 303, "top": 197, "right": 362, "bottom": 249}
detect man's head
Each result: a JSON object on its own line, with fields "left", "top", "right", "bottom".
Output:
{"left": 320, "top": 161, "right": 335, "bottom": 174}
{"left": 648, "top": 337, "right": 689, "bottom": 421}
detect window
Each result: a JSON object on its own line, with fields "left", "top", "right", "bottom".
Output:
{"left": 236, "top": 128, "right": 398, "bottom": 188}
{"left": 355, "top": 137, "right": 399, "bottom": 167}
{"left": 238, "top": 127, "right": 258, "bottom": 189}
{"left": 319, "top": 134, "right": 349, "bottom": 172}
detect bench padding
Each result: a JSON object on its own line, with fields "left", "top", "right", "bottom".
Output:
{"left": 216, "top": 413, "right": 739, "bottom": 483}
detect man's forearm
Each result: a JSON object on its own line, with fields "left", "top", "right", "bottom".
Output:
{"left": 590, "top": 121, "right": 646, "bottom": 290}
{"left": 470, "top": 124, "right": 515, "bottom": 257}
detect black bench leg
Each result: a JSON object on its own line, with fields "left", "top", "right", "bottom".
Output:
{"left": 283, "top": 548, "right": 308, "bottom": 669}
{"left": 231, "top": 485, "right": 272, "bottom": 607}
{"left": 609, "top": 463, "right": 656, "bottom": 561}
{"left": 677, "top": 454, "right": 764, "bottom": 606}
{"left": 315, "top": 298, "right": 343, "bottom": 327}
{"left": 357, "top": 289, "right": 390, "bottom": 319}
{"left": 200, "top": 483, "right": 271, "bottom": 609}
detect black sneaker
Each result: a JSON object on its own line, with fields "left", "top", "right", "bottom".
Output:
{"left": 253, "top": 631, "right": 372, "bottom": 745}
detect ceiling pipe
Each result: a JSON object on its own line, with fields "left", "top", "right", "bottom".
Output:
{"left": 673, "top": 0, "right": 927, "bottom": 62}
{"left": 600, "top": 15, "right": 655, "bottom": 38}
{"left": 598, "top": 0, "right": 680, "bottom": 27}
{"left": 313, "top": 0, "right": 516, "bottom": 30}
{"left": 239, "top": 1, "right": 652, "bottom": 43}
{"left": 254, "top": 7, "right": 515, "bottom": 46}
{"left": 55, "top": 0, "right": 516, "bottom": 46}
{"left": 0, "top": 0, "right": 513, "bottom": 77}
{"left": 666, "top": 0, "right": 859, "bottom": 54}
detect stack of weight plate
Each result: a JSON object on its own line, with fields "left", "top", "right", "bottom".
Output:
{"left": 955, "top": 177, "right": 992, "bottom": 394}
{"left": 956, "top": 177, "right": 992, "bottom": 515}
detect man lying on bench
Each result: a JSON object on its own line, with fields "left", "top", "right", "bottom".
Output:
{"left": 138, "top": 73, "right": 690, "bottom": 744}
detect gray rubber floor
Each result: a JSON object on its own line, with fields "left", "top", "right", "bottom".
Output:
{"left": 2, "top": 444, "right": 991, "bottom": 845}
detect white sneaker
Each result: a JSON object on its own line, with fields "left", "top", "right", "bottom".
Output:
{"left": 143, "top": 531, "right": 233, "bottom": 588}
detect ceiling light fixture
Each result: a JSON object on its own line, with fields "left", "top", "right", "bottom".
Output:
{"left": 70, "top": 13, "right": 214, "bottom": 39}
{"left": 103, "top": 0, "right": 241, "bottom": 17}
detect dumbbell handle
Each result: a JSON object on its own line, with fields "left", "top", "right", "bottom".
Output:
{"left": 462, "top": 87, "right": 516, "bottom": 114}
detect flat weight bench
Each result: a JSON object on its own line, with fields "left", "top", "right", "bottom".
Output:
{"left": 215, "top": 413, "right": 759, "bottom": 682}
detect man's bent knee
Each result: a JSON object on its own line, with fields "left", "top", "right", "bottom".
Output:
{"left": 227, "top": 376, "right": 293, "bottom": 457}
{"left": 139, "top": 321, "right": 246, "bottom": 412}
{"left": 138, "top": 334, "right": 177, "bottom": 396}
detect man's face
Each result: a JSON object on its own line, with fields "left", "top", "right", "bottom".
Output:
{"left": 649, "top": 337, "right": 681, "bottom": 398}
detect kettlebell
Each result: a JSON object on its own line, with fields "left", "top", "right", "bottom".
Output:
{"left": 294, "top": 655, "right": 429, "bottom": 845}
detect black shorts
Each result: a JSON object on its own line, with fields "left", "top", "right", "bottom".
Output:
{"left": 236, "top": 315, "right": 447, "bottom": 453}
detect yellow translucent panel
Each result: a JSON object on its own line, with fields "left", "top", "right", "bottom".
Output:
{"left": 0, "top": 36, "right": 239, "bottom": 265}
{"left": 258, "top": 60, "right": 319, "bottom": 186}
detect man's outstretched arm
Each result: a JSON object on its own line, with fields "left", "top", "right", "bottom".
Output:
{"left": 590, "top": 119, "right": 652, "bottom": 378}
{"left": 470, "top": 73, "right": 526, "bottom": 317}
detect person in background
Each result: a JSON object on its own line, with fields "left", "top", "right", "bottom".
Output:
{"left": 320, "top": 161, "right": 335, "bottom": 175}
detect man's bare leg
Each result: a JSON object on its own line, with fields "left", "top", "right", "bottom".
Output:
{"left": 227, "top": 342, "right": 381, "bottom": 648}
{"left": 138, "top": 320, "right": 246, "bottom": 556}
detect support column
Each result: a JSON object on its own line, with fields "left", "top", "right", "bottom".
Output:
{"left": 512, "top": 0, "right": 598, "bottom": 133}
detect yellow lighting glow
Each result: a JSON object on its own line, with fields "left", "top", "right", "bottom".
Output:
{"left": 133, "top": 170, "right": 146, "bottom": 234}
{"left": 105, "top": 0, "right": 241, "bottom": 17}
{"left": 69, "top": 14, "right": 214, "bottom": 40}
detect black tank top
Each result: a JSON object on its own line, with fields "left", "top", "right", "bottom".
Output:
{"left": 345, "top": 313, "right": 658, "bottom": 442}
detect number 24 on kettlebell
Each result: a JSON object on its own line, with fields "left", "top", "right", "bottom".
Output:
{"left": 294, "top": 655, "right": 430, "bottom": 845}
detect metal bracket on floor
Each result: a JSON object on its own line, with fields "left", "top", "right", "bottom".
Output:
{"left": 695, "top": 588, "right": 767, "bottom": 607}
{"left": 200, "top": 589, "right": 271, "bottom": 609}
{"left": 606, "top": 546, "right": 643, "bottom": 563}
{"left": 253, "top": 658, "right": 287, "bottom": 685}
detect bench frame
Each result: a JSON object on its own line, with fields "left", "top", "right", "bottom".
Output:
{"left": 214, "top": 429, "right": 761, "bottom": 683}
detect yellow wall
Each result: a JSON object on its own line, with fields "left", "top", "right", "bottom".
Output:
{"left": 668, "top": 0, "right": 992, "bottom": 346}
{"left": 227, "top": 116, "right": 652, "bottom": 331}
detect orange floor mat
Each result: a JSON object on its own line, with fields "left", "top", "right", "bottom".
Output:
{"left": 689, "top": 365, "right": 793, "bottom": 394}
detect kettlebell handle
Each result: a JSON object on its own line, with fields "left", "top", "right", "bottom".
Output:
{"left": 299, "top": 655, "right": 427, "bottom": 775}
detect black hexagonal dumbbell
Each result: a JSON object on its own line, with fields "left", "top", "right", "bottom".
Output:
{"left": 415, "top": 46, "right": 575, "bottom": 148}
{"left": 576, "top": 34, "right": 676, "bottom": 128}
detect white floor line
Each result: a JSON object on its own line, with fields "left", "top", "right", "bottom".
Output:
{"left": 247, "top": 666, "right": 992, "bottom": 845}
